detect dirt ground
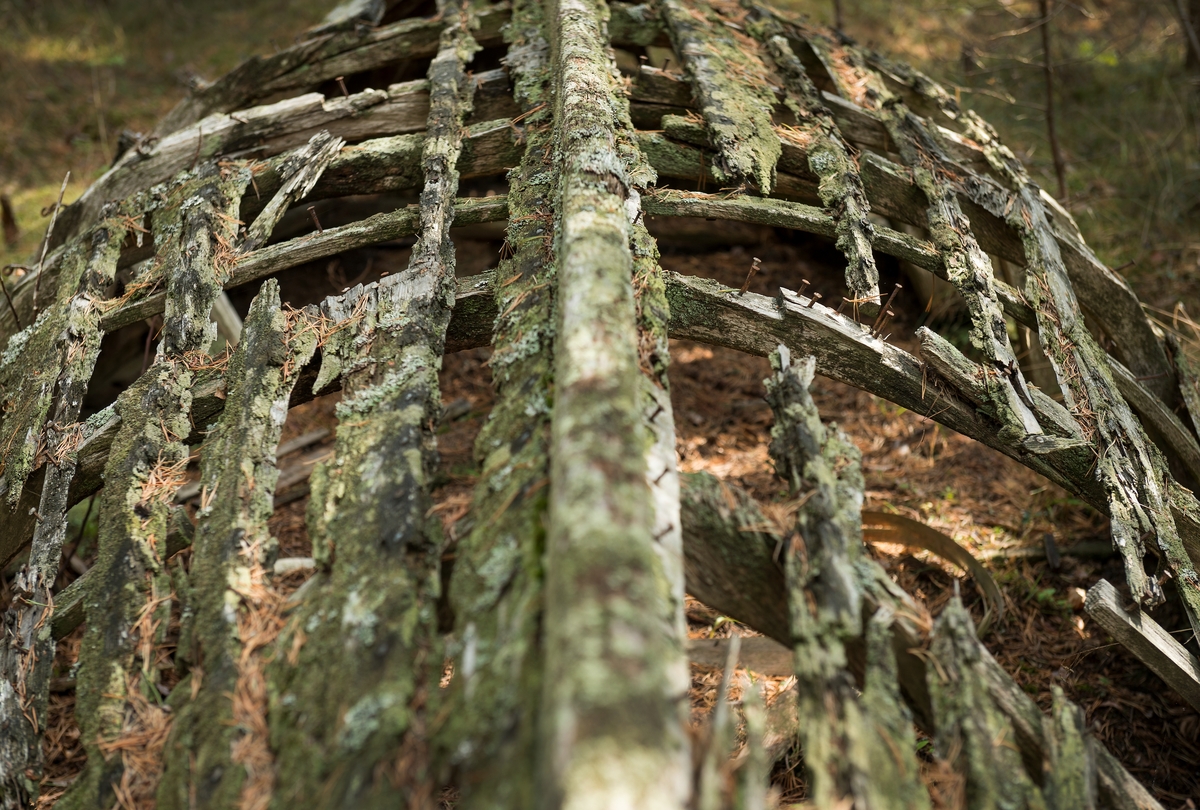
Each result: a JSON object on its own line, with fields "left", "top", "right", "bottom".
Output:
{"left": 18, "top": 234, "right": 1200, "bottom": 808}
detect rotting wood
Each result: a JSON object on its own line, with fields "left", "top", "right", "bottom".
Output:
{"left": 0, "top": 0, "right": 1194, "bottom": 803}
{"left": 540, "top": 0, "right": 688, "bottom": 805}
{"left": 821, "top": 37, "right": 1043, "bottom": 440}
{"left": 97, "top": 195, "right": 507, "bottom": 335}
{"left": 859, "top": 47, "right": 1178, "bottom": 407}
{"left": 156, "top": 281, "right": 318, "bottom": 810}
{"left": 0, "top": 212, "right": 127, "bottom": 808}
{"left": 264, "top": 8, "right": 478, "bottom": 805}
{"left": 49, "top": 506, "right": 194, "bottom": 642}
{"left": 57, "top": 161, "right": 251, "bottom": 810}
{"left": 642, "top": 189, "right": 1037, "bottom": 326}
{"left": 765, "top": 347, "right": 930, "bottom": 810}
{"left": 436, "top": 0, "right": 553, "bottom": 802}
{"left": 756, "top": 20, "right": 880, "bottom": 312}
{"left": 659, "top": 0, "right": 781, "bottom": 194}
{"left": 150, "top": 4, "right": 511, "bottom": 140}
{"left": 1084, "top": 579, "right": 1200, "bottom": 713}
{"left": 239, "top": 131, "right": 345, "bottom": 253}
{"left": 676, "top": 470, "right": 1165, "bottom": 810}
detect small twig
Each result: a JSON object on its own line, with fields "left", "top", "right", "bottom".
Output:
{"left": 0, "top": 269, "right": 20, "bottom": 329}
{"left": 1173, "top": 0, "right": 1200, "bottom": 72}
{"left": 191, "top": 125, "right": 203, "bottom": 170}
{"left": 1039, "top": 0, "right": 1068, "bottom": 200}
{"left": 33, "top": 171, "right": 69, "bottom": 320}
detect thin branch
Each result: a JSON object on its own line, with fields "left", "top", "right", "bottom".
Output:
{"left": 1040, "top": 0, "right": 1069, "bottom": 200}
{"left": 33, "top": 171, "right": 69, "bottom": 319}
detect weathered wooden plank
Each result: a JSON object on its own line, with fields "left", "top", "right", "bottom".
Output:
{"left": 436, "top": 0, "right": 553, "bottom": 802}
{"left": 239, "top": 131, "right": 345, "bottom": 253}
{"left": 1084, "top": 579, "right": 1200, "bottom": 713}
{"left": 151, "top": 3, "right": 510, "bottom": 138}
{"left": 642, "top": 189, "right": 1037, "bottom": 326}
{"left": 156, "top": 282, "right": 317, "bottom": 810}
{"left": 97, "top": 195, "right": 507, "bottom": 335}
{"left": 264, "top": 9, "right": 478, "bottom": 805}
{"left": 765, "top": 347, "right": 929, "bottom": 810}
{"left": 759, "top": 23, "right": 880, "bottom": 311}
{"left": 59, "top": 162, "right": 251, "bottom": 810}
{"left": 0, "top": 216, "right": 125, "bottom": 808}
{"left": 660, "top": 0, "right": 781, "bottom": 193}
{"left": 1106, "top": 356, "right": 1200, "bottom": 486}
{"left": 929, "top": 596, "right": 1049, "bottom": 809}
{"left": 863, "top": 48, "right": 1178, "bottom": 407}
{"left": 665, "top": 272, "right": 1100, "bottom": 503}
{"left": 540, "top": 0, "right": 689, "bottom": 804}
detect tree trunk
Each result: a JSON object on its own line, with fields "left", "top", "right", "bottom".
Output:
{"left": 0, "top": 0, "right": 1195, "bottom": 807}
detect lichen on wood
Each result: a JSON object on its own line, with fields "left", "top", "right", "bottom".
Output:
{"left": 764, "top": 347, "right": 928, "bottom": 810}
{"left": 0, "top": 212, "right": 126, "bottom": 809}
{"left": 435, "top": 0, "right": 554, "bottom": 802}
{"left": 659, "top": 0, "right": 781, "bottom": 194}
{"left": 540, "top": 0, "right": 689, "bottom": 804}
{"left": 58, "top": 161, "right": 249, "bottom": 810}
{"left": 263, "top": 7, "right": 478, "bottom": 806}
{"left": 752, "top": 15, "right": 880, "bottom": 311}
{"left": 156, "top": 280, "right": 317, "bottom": 810}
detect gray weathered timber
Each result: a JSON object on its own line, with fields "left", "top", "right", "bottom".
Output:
{"left": 156, "top": 282, "right": 317, "bottom": 810}
{"left": 665, "top": 272, "right": 1099, "bottom": 503}
{"left": 862, "top": 47, "right": 1178, "bottom": 406}
{"left": 928, "top": 595, "right": 1049, "bottom": 809}
{"left": 57, "top": 162, "right": 251, "bottom": 810}
{"left": 264, "top": 7, "right": 478, "bottom": 806}
{"left": 765, "top": 348, "right": 929, "bottom": 810}
{"left": 0, "top": 215, "right": 126, "bottom": 809}
{"left": 642, "top": 189, "right": 1037, "bottom": 326}
{"left": 239, "top": 132, "right": 345, "bottom": 253}
{"left": 826, "top": 42, "right": 1042, "bottom": 439}
{"left": 152, "top": 4, "right": 510, "bottom": 140}
{"left": 97, "top": 195, "right": 508, "bottom": 335}
{"left": 676, "top": 471, "right": 1164, "bottom": 810}
{"left": 758, "top": 24, "right": 880, "bottom": 311}
{"left": 659, "top": 0, "right": 781, "bottom": 194}
{"left": 437, "top": 0, "right": 554, "bottom": 802}
{"left": 9, "top": 116, "right": 523, "bottom": 339}
{"left": 0, "top": 0, "right": 1188, "bottom": 803}
{"left": 1084, "top": 579, "right": 1200, "bottom": 713}
{"left": 540, "top": 0, "right": 689, "bottom": 805}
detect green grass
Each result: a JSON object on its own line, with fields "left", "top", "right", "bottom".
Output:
{"left": 0, "top": 0, "right": 332, "bottom": 267}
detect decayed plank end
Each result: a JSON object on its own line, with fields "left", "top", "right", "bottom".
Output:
{"left": 1085, "top": 578, "right": 1200, "bottom": 712}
